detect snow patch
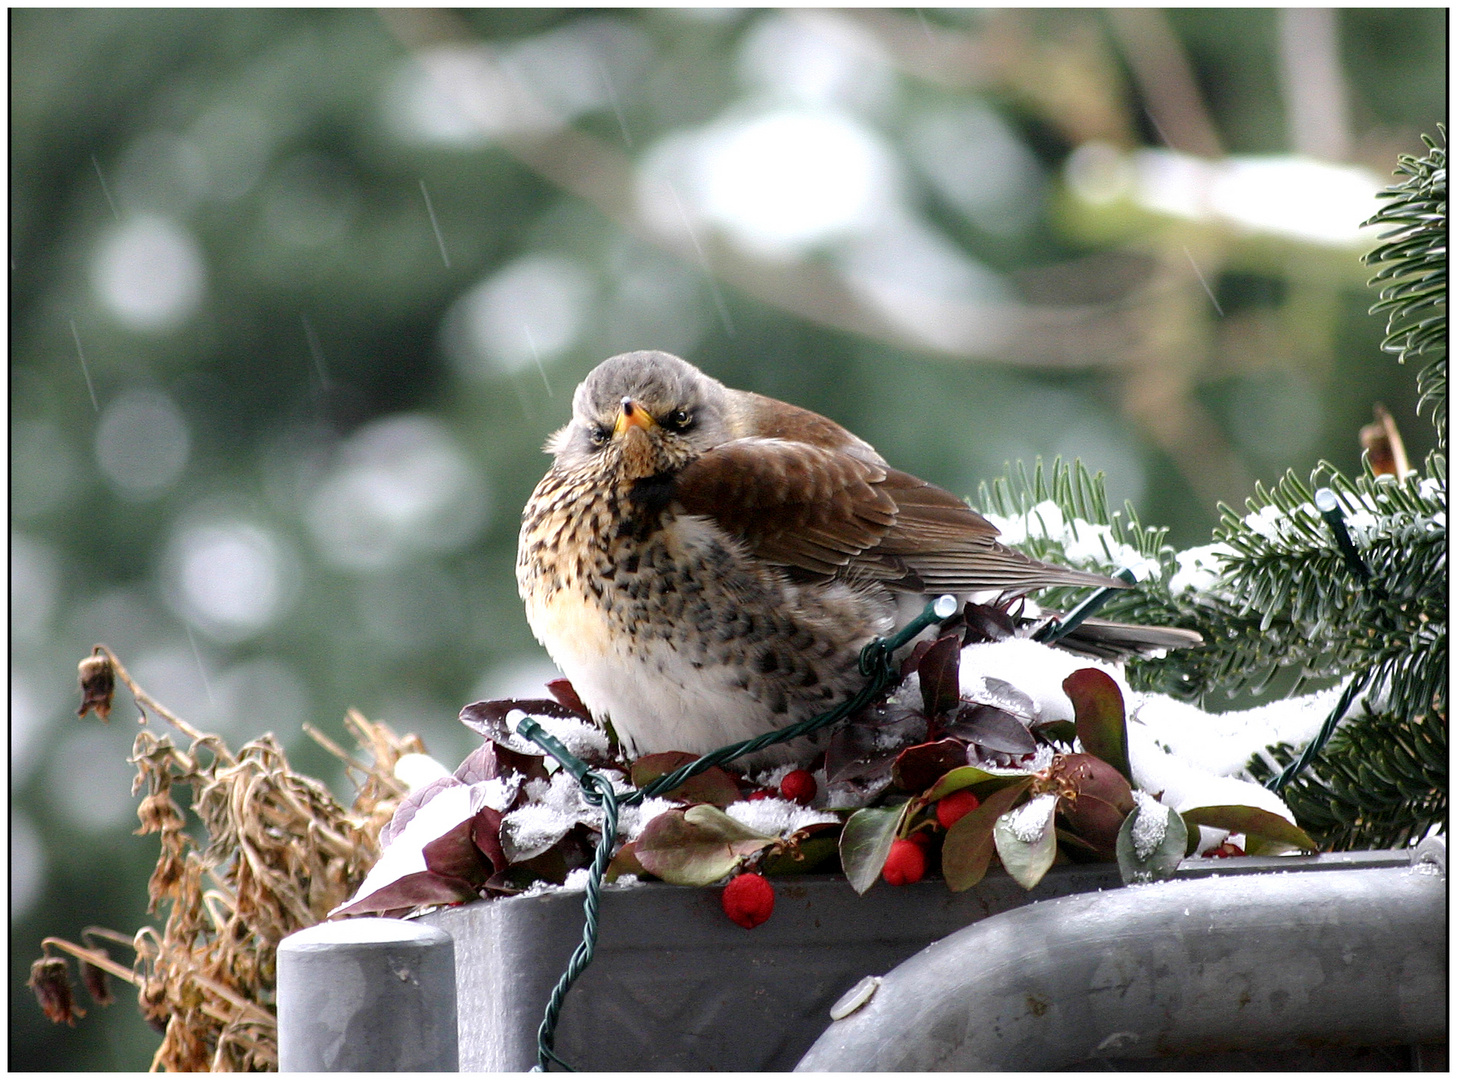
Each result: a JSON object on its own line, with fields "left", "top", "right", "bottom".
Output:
{"left": 619, "top": 796, "right": 681, "bottom": 843}
{"left": 1004, "top": 792, "right": 1057, "bottom": 843}
{"left": 1167, "top": 543, "right": 1236, "bottom": 595}
{"left": 395, "top": 752, "right": 452, "bottom": 791}
{"left": 959, "top": 638, "right": 1130, "bottom": 725}
{"left": 725, "top": 796, "right": 839, "bottom": 837}
{"left": 984, "top": 500, "right": 1155, "bottom": 577}
{"left": 332, "top": 782, "right": 475, "bottom": 915}
{"left": 1130, "top": 790, "right": 1168, "bottom": 860}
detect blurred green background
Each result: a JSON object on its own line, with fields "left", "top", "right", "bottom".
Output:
{"left": 9, "top": 8, "right": 1444, "bottom": 1069}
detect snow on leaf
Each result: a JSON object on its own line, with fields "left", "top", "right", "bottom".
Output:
{"left": 379, "top": 775, "right": 463, "bottom": 849}
{"left": 993, "top": 792, "right": 1058, "bottom": 890}
{"left": 724, "top": 796, "right": 838, "bottom": 838}
{"left": 1116, "top": 792, "right": 1187, "bottom": 885}
{"left": 334, "top": 782, "right": 477, "bottom": 915}
{"left": 459, "top": 697, "right": 610, "bottom": 763}
{"left": 1129, "top": 791, "right": 1167, "bottom": 860}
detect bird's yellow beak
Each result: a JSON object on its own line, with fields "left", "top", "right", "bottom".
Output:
{"left": 613, "top": 397, "right": 658, "bottom": 437}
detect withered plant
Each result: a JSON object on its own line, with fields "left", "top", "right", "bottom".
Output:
{"left": 31, "top": 646, "right": 423, "bottom": 1071}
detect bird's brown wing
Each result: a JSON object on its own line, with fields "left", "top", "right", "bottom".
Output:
{"left": 673, "top": 438, "right": 1122, "bottom": 592}
{"left": 672, "top": 438, "right": 897, "bottom": 577}
{"left": 728, "top": 391, "right": 887, "bottom": 465}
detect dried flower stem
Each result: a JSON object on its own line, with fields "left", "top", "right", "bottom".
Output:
{"left": 40, "top": 938, "right": 142, "bottom": 987}
{"left": 92, "top": 645, "right": 220, "bottom": 752}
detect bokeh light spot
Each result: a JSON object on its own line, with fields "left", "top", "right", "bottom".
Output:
{"left": 307, "top": 414, "right": 490, "bottom": 570}
{"left": 95, "top": 388, "right": 191, "bottom": 499}
{"left": 164, "top": 518, "right": 297, "bottom": 642}
{"left": 682, "top": 108, "right": 898, "bottom": 257}
{"left": 91, "top": 215, "right": 206, "bottom": 331}
{"left": 445, "top": 254, "right": 594, "bottom": 379}
{"left": 11, "top": 813, "right": 46, "bottom": 921}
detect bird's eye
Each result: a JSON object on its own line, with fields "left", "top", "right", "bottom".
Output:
{"left": 589, "top": 424, "right": 609, "bottom": 447}
{"left": 665, "top": 409, "right": 693, "bottom": 431}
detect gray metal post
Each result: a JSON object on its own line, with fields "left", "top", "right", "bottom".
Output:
{"left": 797, "top": 840, "right": 1446, "bottom": 1071}
{"left": 277, "top": 917, "right": 458, "bottom": 1072}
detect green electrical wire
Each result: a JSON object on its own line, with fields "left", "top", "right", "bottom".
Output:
{"left": 515, "top": 594, "right": 958, "bottom": 1071}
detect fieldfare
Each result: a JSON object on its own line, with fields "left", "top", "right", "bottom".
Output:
{"left": 519, "top": 351, "right": 1156, "bottom": 764}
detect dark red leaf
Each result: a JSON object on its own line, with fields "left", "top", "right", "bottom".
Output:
{"left": 942, "top": 704, "right": 1037, "bottom": 754}
{"left": 545, "top": 678, "right": 592, "bottom": 718}
{"left": 631, "top": 752, "right": 741, "bottom": 806}
{"left": 825, "top": 703, "right": 926, "bottom": 783}
{"left": 962, "top": 602, "right": 1017, "bottom": 644}
{"left": 899, "top": 638, "right": 936, "bottom": 679}
{"left": 1063, "top": 669, "right": 1131, "bottom": 781}
{"left": 1181, "top": 805, "right": 1318, "bottom": 854}
{"left": 453, "top": 740, "right": 547, "bottom": 788}
{"left": 331, "top": 870, "right": 480, "bottom": 917}
{"left": 471, "top": 806, "right": 507, "bottom": 876}
{"left": 916, "top": 634, "right": 962, "bottom": 717}
{"left": 892, "top": 739, "right": 971, "bottom": 792}
{"left": 1049, "top": 753, "right": 1134, "bottom": 857}
{"left": 423, "top": 817, "right": 490, "bottom": 888}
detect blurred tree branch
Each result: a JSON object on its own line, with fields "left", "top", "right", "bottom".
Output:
{"left": 1105, "top": 8, "right": 1224, "bottom": 158}
{"left": 380, "top": 8, "right": 1252, "bottom": 504}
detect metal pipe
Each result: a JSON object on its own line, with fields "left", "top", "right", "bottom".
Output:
{"left": 277, "top": 917, "right": 458, "bottom": 1072}
{"left": 797, "top": 840, "right": 1446, "bottom": 1070}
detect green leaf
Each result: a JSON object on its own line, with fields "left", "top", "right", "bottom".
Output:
{"left": 631, "top": 752, "right": 741, "bottom": 807}
{"left": 1117, "top": 799, "right": 1188, "bottom": 884}
{"left": 1180, "top": 805, "right": 1318, "bottom": 854}
{"left": 942, "top": 778, "right": 1031, "bottom": 891}
{"left": 838, "top": 803, "right": 908, "bottom": 895}
{"left": 1063, "top": 668, "right": 1131, "bottom": 782}
{"left": 992, "top": 791, "right": 1059, "bottom": 890}
{"left": 923, "top": 765, "right": 1022, "bottom": 803}
{"left": 634, "top": 805, "right": 775, "bottom": 886}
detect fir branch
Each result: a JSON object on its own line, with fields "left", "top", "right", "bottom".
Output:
{"left": 1363, "top": 127, "right": 1447, "bottom": 445}
{"left": 1249, "top": 704, "right": 1446, "bottom": 850}
{"left": 972, "top": 457, "right": 1446, "bottom": 719}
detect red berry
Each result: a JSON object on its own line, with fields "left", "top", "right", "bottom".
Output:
{"left": 908, "top": 829, "right": 932, "bottom": 848}
{"left": 746, "top": 789, "right": 773, "bottom": 801}
{"left": 722, "top": 872, "right": 775, "bottom": 928}
{"left": 779, "top": 769, "right": 817, "bottom": 805}
{"left": 882, "top": 839, "right": 926, "bottom": 886}
{"left": 936, "top": 789, "right": 981, "bottom": 829}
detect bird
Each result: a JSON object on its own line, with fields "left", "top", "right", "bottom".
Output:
{"left": 518, "top": 351, "right": 1161, "bottom": 765}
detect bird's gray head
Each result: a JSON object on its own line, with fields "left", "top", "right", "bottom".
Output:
{"left": 546, "top": 351, "right": 733, "bottom": 473}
